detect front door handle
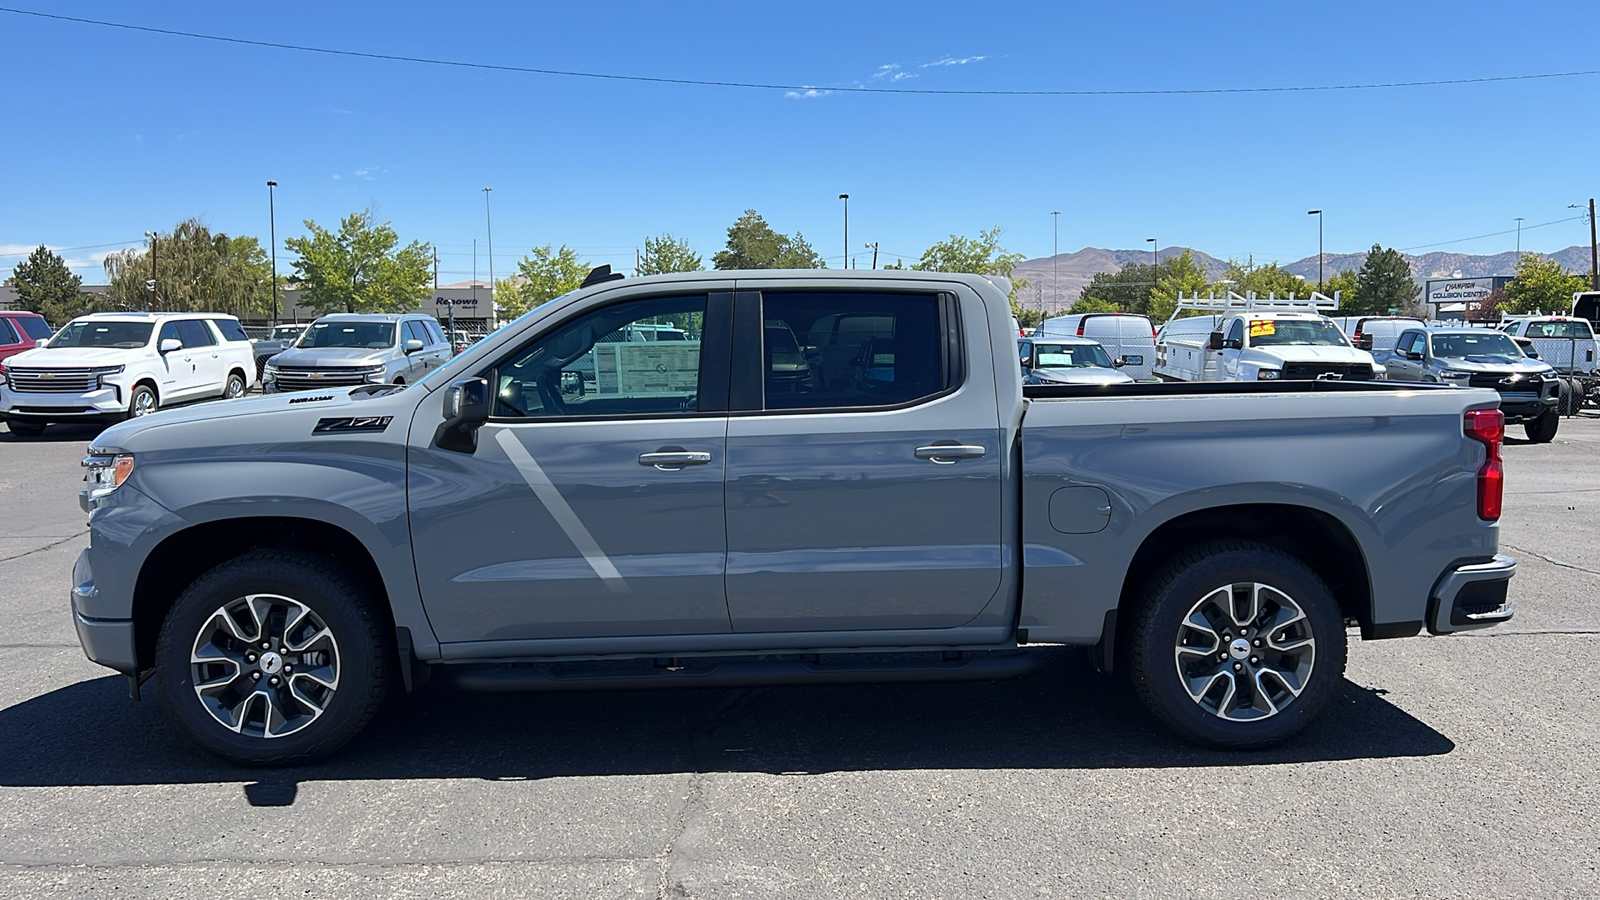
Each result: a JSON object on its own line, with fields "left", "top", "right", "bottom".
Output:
{"left": 639, "top": 450, "right": 712, "bottom": 470}
{"left": 914, "top": 444, "right": 986, "bottom": 464}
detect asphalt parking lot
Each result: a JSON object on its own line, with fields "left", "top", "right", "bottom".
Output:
{"left": 0, "top": 414, "right": 1596, "bottom": 899}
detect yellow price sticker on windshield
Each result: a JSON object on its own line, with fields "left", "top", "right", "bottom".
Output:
{"left": 1248, "top": 320, "right": 1275, "bottom": 338}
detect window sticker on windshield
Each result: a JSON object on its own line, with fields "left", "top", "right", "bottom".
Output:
{"left": 873, "top": 353, "right": 894, "bottom": 365}
{"left": 1249, "top": 320, "right": 1275, "bottom": 338}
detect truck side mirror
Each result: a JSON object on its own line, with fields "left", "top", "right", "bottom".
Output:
{"left": 1208, "top": 332, "right": 1224, "bottom": 351}
{"left": 404, "top": 339, "right": 425, "bottom": 354}
{"left": 1355, "top": 334, "right": 1374, "bottom": 351}
{"left": 159, "top": 338, "right": 183, "bottom": 354}
{"left": 34, "top": 338, "right": 47, "bottom": 349}
{"left": 435, "top": 377, "right": 490, "bottom": 453}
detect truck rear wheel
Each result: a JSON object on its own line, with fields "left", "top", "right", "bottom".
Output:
{"left": 1525, "top": 408, "right": 1559, "bottom": 443}
{"left": 1127, "top": 541, "right": 1346, "bottom": 749}
{"left": 155, "top": 550, "right": 391, "bottom": 766}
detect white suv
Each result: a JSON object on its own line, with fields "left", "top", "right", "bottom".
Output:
{"left": 0, "top": 311, "right": 256, "bottom": 437}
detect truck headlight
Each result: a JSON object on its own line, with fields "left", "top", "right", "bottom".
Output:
{"left": 359, "top": 365, "right": 388, "bottom": 383}
{"left": 87, "top": 364, "right": 125, "bottom": 389}
{"left": 263, "top": 364, "right": 279, "bottom": 382}
{"left": 1257, "top": 369, "right": 1281, "bottom": 380}
{"left": 1440, "top": 369, "right": 1473, "bottom": 381}
{"left": 81, "top": 452, "right": 135, "bottom": 509}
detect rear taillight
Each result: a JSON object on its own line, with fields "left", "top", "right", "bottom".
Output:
{"left": 1464, "top": 408, "right": 1504, "bottom": 521}
{"left": 1076, "top": 322, "right": 1085, "bottom": 336}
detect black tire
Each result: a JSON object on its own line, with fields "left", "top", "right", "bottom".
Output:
{"left": 155, "top": 550, "right": 392, "bottom": 766}
{"left": 127, "top": 383, "right": 158, "bottom": 419}
{"left": 1127, "top": 540, "right": 1346, "bottom": 749}
{"left": 6, "top": 420, "right": 46, "bottom": 437}
{"left": 1525, "top": 408, "right": 1559, "bottom": 443}
{"left": 1559, "top": 378, "right": 1584, "bottom": 416}
{"left": 223, "top": 371, "right": 247, "bottom": 400}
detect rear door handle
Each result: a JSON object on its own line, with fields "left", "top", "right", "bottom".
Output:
{"left": 639, "top": 450, "right": 712, "bottom": 470}
{"left": 914, "top": 444, "right": 986, "bottom": 464}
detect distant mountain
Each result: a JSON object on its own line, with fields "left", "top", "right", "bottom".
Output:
{"left": 1014, "top": 245, "right": 1595, "bottom": 312}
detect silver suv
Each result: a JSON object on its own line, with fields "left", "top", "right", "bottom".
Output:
{"left": 263, "top": 313, "right": 450, "bottom": 392}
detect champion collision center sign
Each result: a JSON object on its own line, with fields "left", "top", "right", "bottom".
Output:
{"left": 1426, "top": 278, "right": 1497, "bottom": 304}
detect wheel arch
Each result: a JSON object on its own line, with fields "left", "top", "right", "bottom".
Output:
{"left": 1104, "top": 503, "right": 1372, "bottom": 670}
{"left": 130, "top": 516, "right": 394, "bottom": 672}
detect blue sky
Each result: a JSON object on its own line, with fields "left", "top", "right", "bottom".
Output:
{"left": 4, "top": 0, "right": 1599, "bottom": 282}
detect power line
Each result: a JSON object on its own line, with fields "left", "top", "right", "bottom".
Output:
{"left": 1397, "top": 215, "right": 1585, "bottom": 252}
{"left": 0, "top": 239, "right": 144, "bottom": 256}
{"left": 4, "top": 6, "right": 1599, "bottom": 97}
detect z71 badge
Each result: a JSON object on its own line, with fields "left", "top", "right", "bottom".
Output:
{"left": 312, "top": 416, "right": 394, "bottom": 434}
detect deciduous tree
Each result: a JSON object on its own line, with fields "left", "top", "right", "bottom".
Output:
{"left": 1147, "top": 251, "right": 1211, "bottom": 323}
{"left": 285, "top": 209, "right": 432, "bottom": 315}
{"left": 104, "top": 220, "right": 275, "bottom": 317}
{"left": 1502, "top": 253, "right": 1589, "bottom": 315}
{"left": 638, "top": 234, "right": 703, "bottom": 275}
{"left": 496, "top": 245, "right": 592, "bottom": 316}
{"left": 912, "top": 227, "right": 1029, "bottom": 306}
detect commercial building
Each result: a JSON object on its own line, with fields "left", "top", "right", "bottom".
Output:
{"left": 1424, "top": 276, "right": 1513, "bottom": 321}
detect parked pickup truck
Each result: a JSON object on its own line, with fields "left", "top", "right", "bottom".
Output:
{"left": 1373, "top": 326, "right": 1561, "bottom": 442}
{"left": 1156, "top": 305, "right": 1380, "bottom": 383}
{"left": 72, "top": 269, "right": 1516, "bottom": 765}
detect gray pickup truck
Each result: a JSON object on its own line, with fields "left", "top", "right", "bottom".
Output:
{"left": 72, "top": 270, "right": 1516, "bottom": 765}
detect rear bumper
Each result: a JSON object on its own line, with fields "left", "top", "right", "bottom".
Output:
{"left": 71, "top": 548, "right": 137, "bottom": 673}
{"left": 1427, "top": 555, "right": 1516, "bottom": 635}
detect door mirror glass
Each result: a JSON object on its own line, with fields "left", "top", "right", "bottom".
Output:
{"left": 159, "top": 338, "right": 183, "bottom": 353}
{"left": 1356, "top": 334, "right": 1374, "bottom": 351}
{"left": 1208, "top": 331, "right": 1224, "bottom": 351}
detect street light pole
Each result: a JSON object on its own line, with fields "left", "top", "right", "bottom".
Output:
{"left": 1052, "top": 211, "right": 1060, "bottom": 311}
{"left": 1515, "top": 216, "right": 1524, "bottom": 257}
{"left": 145, "top": 231, "right": 158, "bottom": 311}
{"left": 1307, "top": 210, "right": 1323, "bottom": 288}
{"left": 1590, "top": 199, "right": 1599, "bottom": 291}
{"left": 839, "top": 194, "right": 849, "bottom": 269}
{"left": 483, "top": 187, "right": 495, "bottom": 305}
{"left": 1146, "top": 236, "right": 1158, "bottom": 275}
{"left": 266, "top": 181, "right": 279, "bottom": 325}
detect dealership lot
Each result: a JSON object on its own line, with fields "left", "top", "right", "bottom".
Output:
{"left": 0, "top": 417, "right": 1597, "bottom": 898}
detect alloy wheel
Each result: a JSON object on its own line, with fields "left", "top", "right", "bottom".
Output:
{"left": 1172, "top": 581, "right": 1316, "bottom": 721}
{"left": 189, "top": 594, "right": 341, "bottom": 739}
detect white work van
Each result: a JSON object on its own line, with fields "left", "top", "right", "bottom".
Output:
{"left": 1331, "top": 316, "right": 1426, "bottom": 354}
{"left": 1036, "top": 312, "right": 1156, "bottom": 380}
{"left": 1154, "top": 294, "right": 1379, "bottom": 382}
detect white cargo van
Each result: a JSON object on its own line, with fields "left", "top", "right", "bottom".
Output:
{"left": 1331, "top": 316, "right": 1426, "bottom": 354}
{"left": 1036, "top": 312, "right": 1157, "bottom": 380}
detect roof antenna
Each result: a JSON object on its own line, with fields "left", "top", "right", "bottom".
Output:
{"left": 581, "top": 264, "right": 625, "bottom": 288}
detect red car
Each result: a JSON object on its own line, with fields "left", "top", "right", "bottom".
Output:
{"left": 0, "top": 311, "right": 53, "bottom": 376}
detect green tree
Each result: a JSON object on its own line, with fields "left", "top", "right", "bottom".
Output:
{"left": 638, "top": 234, "right": 703, "bottom": 275}
{"left": 1078, "top": 263, "right": 1156, "bottom": 313}
{"left": 1221, "top": 260, "right": 1314, "bottom": 300}
{"left": 1502, "top": 253, "right": 1590, "bottom": 315}
{"left": 911, "top": 226, "right": 1029, "bottom": 306}
{"left": 11, "top": 245, "right": 105, "bottom": 325}
{"left": 1147, "top": 251, "right": 1211, "bottom": 323}
{"left": 712, "top": 210, "right": 826, "bottom": 269}
{"left": 1353, "top": 244, "right": 1419, "bottom": 316}
{"left": 1070, "top": 297, "right": 1124, "bottom": 314}
{"left": 1321, "top": 269, "right": 1360, "bottom": 309}
{"left": 103, "top": 220, "right": 275, "bottom": 317}
{"left": 285, "top": 209, "right": 432, "bottom": 315}
{"left": 496, "top": 245, "right": 592, "bottom": 317}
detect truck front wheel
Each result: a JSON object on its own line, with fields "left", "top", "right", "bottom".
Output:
{"left": 155, "top": 550, "right": 392, "bottom": 766}
{"left": 1127, "top": 541, "right": 1346, "bottom": 749}
{"left": 1524, "top": 408, "right": 1559, "bottom": 443}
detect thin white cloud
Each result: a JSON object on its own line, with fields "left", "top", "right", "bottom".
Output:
{"left": 783, "top": 88, "right": 831, "bottom": 99}
{"left": 332, "top": 174, "right": 342, "bottom": 180}
{"left": 892, "top": 71, "right": 916, "bottom": 81}
{"left": 921, "top": 55, "right": 988, "bottom": 67}
{"left": 872, "top": 64, "right": 900, "bottom": 80}
{"left": 354, "top": 168, "right": 371, "bottom": 177}
{"left": 329, "top": 108, "right": 352, "bottom": 115}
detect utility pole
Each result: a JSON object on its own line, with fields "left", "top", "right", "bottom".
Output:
{"left": 867, "top": 242, "right": 878, "bottom": 269}
{"left": 838, "top": 193, "right": 851, "bottom": 269}
{"left": 636, "top": 247, "right": 641, "bottom": 277}
{"left": 483, "top": 187, "right": 495, "bottom": 307}
{"left": 1591, "top": 199, "right": 1598, "bottom": 291}
{"left": 1052, "top": 211, "right": 1060, "bottom": 308}
{"left": 267, "top": 181, "right": 279, "bottom": 325}
{"left": 1515, "top": 216, "right": 1524, "bottom": 257}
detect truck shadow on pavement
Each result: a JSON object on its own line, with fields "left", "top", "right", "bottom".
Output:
{"left": 0, "top": 648, "right": 1452, "bottom": 805}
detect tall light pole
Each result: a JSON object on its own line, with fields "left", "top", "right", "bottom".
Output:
{"left": 482, "top": 187, "right": 495, "bottom": 302}
{"left": 839, "top": 194, "right": 849, "bottom": 269}
{"left": 1515, "top": 216, "right": 1525, "bottom": 257}
{"left": 1052, "top": 210, "right": 1060, "bottom": 311}
{"left": 144, "top": 230, "right": 158, "bottom": 311}
{"left": 1307, "top": 209, "right": 1324, "bottom": 288}
{"left": 1146, "top": 237, "right": 1158, "bottom": 276}
{"left": 266, "top": 181, "right": 279, "bottom": 324}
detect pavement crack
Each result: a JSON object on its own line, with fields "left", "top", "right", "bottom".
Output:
{"left": 1501, "top": 543, "right": 1600, "bottom": 579}
{"left": 655, "top": 689, "right": 753, "bottom": 898}
{"left": 0, "top": 530, "right": 87, "bottom": 564}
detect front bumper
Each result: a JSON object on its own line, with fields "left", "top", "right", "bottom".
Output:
{"left": 1498, "top": 394, "right": 1558, "bottom": 422}
{"left": 1427, "top": 555, "right": 1516, "bottom": 635}
{"left": 71, "top": 548, "right": 137, "bottom": 673}
{"left": 1, "top": 385, "right": 127, "bottom": 422}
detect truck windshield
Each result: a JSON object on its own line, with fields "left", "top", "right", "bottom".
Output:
{"left": 1248, "top": 320, "right": 1349, "bottom": 348}
{"left": 1033, "top": 343, "right": 1114, "bottom": 368}
{"left": 1432, "top": 332, "right": 1523, "bottom": 360}
{"left": 298, "top": 322, "right": 396, "bottom": 349}
{"left": 48, "top": 321, "right": 153, "bottom": 349}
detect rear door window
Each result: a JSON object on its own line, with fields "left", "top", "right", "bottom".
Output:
{"left": 759, "top": 292, "right": 950, "bottom": 411}
{"left": 175, "top": 319, "right": 216, "bottom": 347}
{"left": 212, "top": 318, "right": 250, "bottom": 342}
